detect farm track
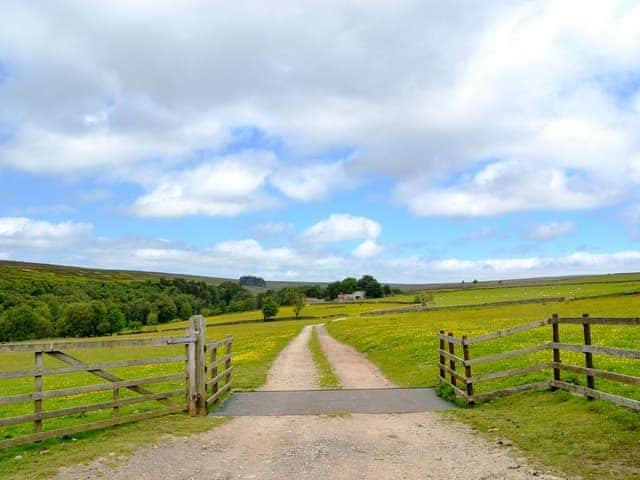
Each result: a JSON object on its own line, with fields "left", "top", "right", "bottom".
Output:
{"left": 52, "top": 325, "right": 563, "bottom": 480}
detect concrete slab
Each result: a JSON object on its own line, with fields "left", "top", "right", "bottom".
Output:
{"left": 210, "top": 388, "right": 454, "bottom": 416}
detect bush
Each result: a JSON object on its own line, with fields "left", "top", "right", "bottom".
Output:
{"left": 262, "top": 297, "right": 279, "bottom": 321}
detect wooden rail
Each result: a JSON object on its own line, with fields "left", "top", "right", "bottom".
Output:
{"left": 206, "top": 336, "right": 233, "bottom": 407}
{"left": 437, "top": 314, "right": 640, "bottom": 410}
{"left": 0, "top": 315, "right": 234, "bottom": 449}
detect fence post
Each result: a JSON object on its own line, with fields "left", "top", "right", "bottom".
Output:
{"left": 582, "top": 313, "right": 595, "bottom": 399}
{"left": 438, "top": 330, "right": 446, "bottom": 382}
{"left": 34, "top": 352, "right": 42, "bottom": 434}
{"left": 462, "top": 335, "right": 474, "bottom": 406}
{"left": 194, "top": 315, "right": 207, "bottom": 415}
{"left": 551, "top": 313, "right": 560, "bottom": 390}
{"left": 448, "top": 332, "right": 457, "bottom": 388}
{"left": 186, "top": 315, "right": 207, "bottom": 416}
{"left": 186, "top": 319, "right": 197, "bottom": 416}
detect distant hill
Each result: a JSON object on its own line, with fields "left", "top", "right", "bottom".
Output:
{"left": 1, "top": 259, "right": 638, "bottom": 292}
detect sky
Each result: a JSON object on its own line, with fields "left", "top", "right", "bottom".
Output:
{"left": 1, "top": 0, "right": 640, "bottom": 283}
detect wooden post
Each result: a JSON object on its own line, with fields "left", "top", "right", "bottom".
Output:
{"left": 193, "top": 315, "right": 207, "bottom": 415}
{"left": 210, "top": 342, "right": 219, "bottom": 405}
{"left": 34, "top": 352, "right": 42, "bottom": 434}
{"left": 583, "top": 313, "right": 595, "bottom": 399}
{"left": 462, "top": 335, "right": 474, "bottom": 405}
{"left": 224, "top": 335, "right": 232, "bottom": 389}
{"left": 113, "top": 385, "right": 120, "bottom": 417}
{"left": 438, "top": 330, "right": 446, "bottom": 382}
{"left": 551, "top": 313, "right": 560, "bottom": 389}
{"left": 448, "top": 332, "right": 457, "bottom": 388}
{"left": 186, "top": 319, "right": 197, "bottom": 416}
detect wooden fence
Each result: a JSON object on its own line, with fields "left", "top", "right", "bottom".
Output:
{"left": 438, "top": 314, "right": 640, "bottom": 410}
{"left": 0, "top": 315, "right": 232, "bottom": 449}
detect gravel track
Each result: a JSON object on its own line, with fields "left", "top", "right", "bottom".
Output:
{"left": 52, "top": 324, "right": 563, "bottom": 480}
{"left": 260, "top": 325, "right": 319, "bottom": 391}
{"left": 315, "top": 323, "right": 393, "bottom": 389}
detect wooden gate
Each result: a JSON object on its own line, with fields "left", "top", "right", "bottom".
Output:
{"left": 438, "top": 314, "right": 640, "bottom": 409}
{"left": 0, "top": 315, "right": 232, "bottom": 449}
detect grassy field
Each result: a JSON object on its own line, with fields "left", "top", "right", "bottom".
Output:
{"left": 0, "top": 318, "right": 317, "bottom": 479}
{"left": 326, "top": 293, "right": 640, "bottom": 479}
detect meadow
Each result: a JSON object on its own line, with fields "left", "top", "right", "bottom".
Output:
{"left": 326, "top": 293, "right": 640, "bottom": 479}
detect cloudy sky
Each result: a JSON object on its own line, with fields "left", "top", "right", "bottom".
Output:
{"left": 1, "top": 0, "right": 640, "bottom": 283}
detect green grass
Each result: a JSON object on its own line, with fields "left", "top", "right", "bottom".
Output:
{"left": 0, "top": 318, "right": 316, "bottom": 479}
{"left": 309, "top": 326, "right": 340, "bottom": 389}
{"left": 450, "top": 390, "right": 640, "bottom": 479}
{"left": 429, "top": 281, "right": 640, "bottom": 307}
{"left": 146, "top": 301, "right": 410, "bottom": 333}
{"left": 326, "top": 294, "right": 640, "bottom": 479}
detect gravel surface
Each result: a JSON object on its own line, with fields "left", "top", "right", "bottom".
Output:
{"left": 260, "top": 325, "right": 318, "bottom": 391}
{"left": 315, "top": 323, "right": 393, "bottom": 389}
{"left": 52, "top": 324, "right": 564, "bottom": 480}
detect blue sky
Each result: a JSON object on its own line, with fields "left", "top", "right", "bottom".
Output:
{"left": 1, "top": 1, "right": 640, "bottom": 283}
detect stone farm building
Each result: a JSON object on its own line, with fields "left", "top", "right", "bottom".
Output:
{"left": 336, "top": 290, "right": 366, "bottom": 301}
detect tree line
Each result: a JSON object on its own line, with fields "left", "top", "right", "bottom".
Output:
{"left": 0, "top": 271, "right": 400, "bottom": 341}
{"left": 0, "top": 277, "right": 257, "bottom": 342}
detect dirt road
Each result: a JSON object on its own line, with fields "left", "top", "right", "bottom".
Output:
{"left": 53, "top": 324, "right": 562, "bottom": 480}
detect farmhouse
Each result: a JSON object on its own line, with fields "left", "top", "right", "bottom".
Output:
{"left": 336, "top": 290, "right": 366, "bottom": 301}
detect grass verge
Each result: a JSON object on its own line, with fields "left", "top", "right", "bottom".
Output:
{"left": 309, "top": 326, "right": 341, "bottom": 389}
{"left": 449, "top": 390, "right": 640, "bottom": 480}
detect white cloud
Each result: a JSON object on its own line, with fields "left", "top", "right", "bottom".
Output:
{"left": 397, "top": 160, "right": 613, "bottom": 217}
{"left": 301, "top": 214, "right": 381, "bottom": 243}
{"left": 213, "top": 239, "right": 299, "bottom": 263}
{"left": 524, "top": 221, "right": 577, "bottom": 242}
{"left": 0, "top": 217, "right": 92, "bottom": 248}
{"left": 270, "top": 161, "right": 352, "bottom": 202}
{"left": 131, "top": 152, "right": 277, "bottom": 217}
{"left": 0, "top": 2, "right": 638, "bottom": 216}
{"left": 0, "top": 0, "right": 640, "bottom": 216}
{"left": 352, "top": 239, "right": 384, "bottom": 258}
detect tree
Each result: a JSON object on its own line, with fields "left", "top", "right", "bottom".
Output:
{"left": 125, "top": 299, "right": 151, "bottom": 325}
{"left": 340, "top": 277, "right": 358, "bottom": 294}
{"left": 0, "top": 305, "right": 51, "bottom": 342}
{"left": 156, "top": 295, "right": 178, "bottom": 323}
{"left": 357, "top": 275, "right": 383, "bottom": 298}
{"left": 325, "top": 281, "right": 342, "bottom": 300}
{"left": 279, "top": 287, "right": 301, "bottom": 306}
{"left": 57, "top": 302, "right": 101, "bottom": 337}
{"left": 262, "top": 296, "right": 279, "bottom": 321}
{"left": 414, "top": 292, "right": 434, "bottom": 306}
{"left": 383, "top": 284, "right": 392, "bottom": 296}
{"left": 106, "top": 304, "right": 126, "bottom": 333}
{"left": 293, "top": 293, "right": 305, "bottom": 318}
{"left": 175, "top": 295, "right": 193, "bottom": 321}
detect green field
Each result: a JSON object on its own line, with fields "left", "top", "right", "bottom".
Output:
{"left": 326, "top": 293, "right": 640, "bottom": 479}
